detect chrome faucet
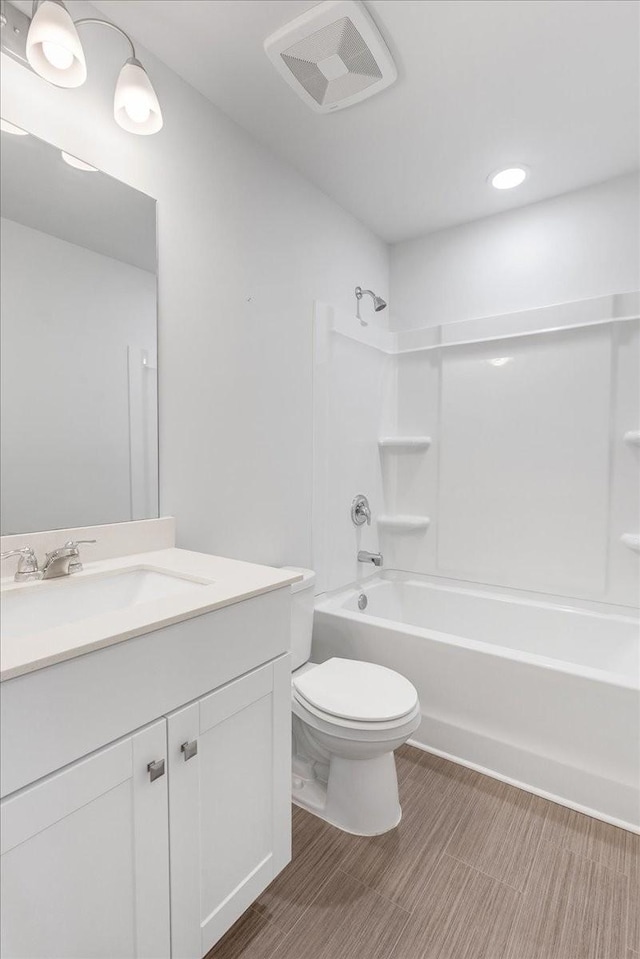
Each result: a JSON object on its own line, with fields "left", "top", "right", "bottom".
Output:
{"left": 40, "top": 540, "right": 96, "bottom": 579}
{"left": 2, "top": 540, "right": 97, "bottom": 582}
{"left": 1, "top": 547, "right": 42, "bottom": 582}
{"left": 357, "top": 550, "right": 383, "bottom": 567}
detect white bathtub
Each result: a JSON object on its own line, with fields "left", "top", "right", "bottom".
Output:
{"left": 313, "top": 571, "right": 640, "bottom": 831}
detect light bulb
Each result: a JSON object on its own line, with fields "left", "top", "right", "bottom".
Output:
{"left": 41, "top": 40, "right": 74, "bottom": 70}
{"left": 489, "top": 167, "right": 528, "bottom": 190}
{"left": 114, "top": 58, "right": 163, "bottom": 135}
{"left": 124, "top": 95, "right": 151, "bottom": 124}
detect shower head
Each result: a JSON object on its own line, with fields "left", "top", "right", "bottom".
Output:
{"left": 355, "top": 286, "right": 387, "bottom": 325}
{"left": 373, "top": 294, "right": 387, "bottom": 311}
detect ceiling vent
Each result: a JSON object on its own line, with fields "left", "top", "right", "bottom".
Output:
{"left": 264, "top": 0, "right": 397, "bottom": 114}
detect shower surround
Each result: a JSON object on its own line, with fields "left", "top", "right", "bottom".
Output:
{"left": 312, "top": 293, "right": 640, "bottom": 829}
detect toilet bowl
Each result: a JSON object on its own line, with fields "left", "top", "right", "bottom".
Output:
{"left": 284, "top": 568, "right": 421, "bottom": 836}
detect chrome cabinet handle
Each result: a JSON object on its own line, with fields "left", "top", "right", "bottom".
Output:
{"left": 147, "top": 759, "right": 165, "bottom": 782}
{"left": 181, "top": 740, "right": 198, "bottom": 762}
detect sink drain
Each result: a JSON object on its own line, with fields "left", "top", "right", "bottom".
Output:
{"left": 358, "top": 593, "right": 368, "bottom": 610}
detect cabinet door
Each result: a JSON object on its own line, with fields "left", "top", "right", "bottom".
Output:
{"left": 168, "top": 655, "right": 291, "bottom": 959}
{"left": 0, "top": 720, "right": 170, "bottom": 959}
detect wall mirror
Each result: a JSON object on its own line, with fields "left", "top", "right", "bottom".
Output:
{"left": 0, "top": 127, "right": 158, "bottom": 535}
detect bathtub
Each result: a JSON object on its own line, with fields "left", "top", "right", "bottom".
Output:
{"left": 313, "top": 571, "right": 640, "bottom": 831}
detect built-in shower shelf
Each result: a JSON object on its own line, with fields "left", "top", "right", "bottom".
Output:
{"left": 377, "top": 515, "right": 431, "bottom": 532}
{"left": 378, "top": 436, "right": 432, "bottom": 450}
{"left": 621, "top": 534, "right": 640, "bottom": 552}
{"left": 623, "top": 430, "right": 640, "bottom": 446}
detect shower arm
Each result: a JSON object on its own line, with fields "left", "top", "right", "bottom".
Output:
{"left": 355, "top": 286, "right": 374, "bottom": 321}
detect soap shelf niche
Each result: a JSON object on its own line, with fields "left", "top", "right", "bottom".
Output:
{"left": 623, "top": 431, "right": 640, "bottom": 446}
{"left": 378, "top": 436, "right": 432, "bottom": 450}
{"left": 621, "top": 534, "right": 640, "bottom": 553}
{"left": 378, "top": 515, "right": 431, "bottom": 532}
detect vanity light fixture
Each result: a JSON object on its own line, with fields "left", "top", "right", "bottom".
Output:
{"left": 113, "top": 57, "right": 163, "bottom": 135}
{"left": 489, "top": 166, "right": 529, "bottom": 190}
{"left": 0, "top": 119, "right": 29, "bottom": 135}
{"left": 26, "top": 0, "right": 87, "bottom": 88}
{"left": 2, "top": 0, "right": 163, "bottom": 135}
{"left": 61, "top": 151, "right": 98, "bottom": 172}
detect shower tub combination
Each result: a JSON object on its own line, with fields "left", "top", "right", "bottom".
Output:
{"left": 313, "top": 570, "right": 640, "bottom": 831}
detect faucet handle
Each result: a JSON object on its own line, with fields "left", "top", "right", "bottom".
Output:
{"left": 351, "top": 494, "right": 372, "bottom": 527}
{"left": 64, "top": 539, "right": 96, "bottom": 574}
{"left": 1, "top": 546, "right": 41, "bottom": 582}
{"left": 1, "top": 546, "right": 37, "bottom": 563}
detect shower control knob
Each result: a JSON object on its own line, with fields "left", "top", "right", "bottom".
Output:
{"left": 351, "top": 494, "right": 372, "bottom": 527}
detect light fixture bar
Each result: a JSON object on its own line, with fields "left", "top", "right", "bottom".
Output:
{"left": 74, "top": 17, "right": 136, "bottom": 59}
{"left": 1, "top": 1, "right": 163, "bottom": 135}
{"left": 0, "top": 1, "right": 33, "bottom": 66}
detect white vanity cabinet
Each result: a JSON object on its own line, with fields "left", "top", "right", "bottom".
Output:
{"left": 0, "top": 720, "right": 171, "bottom": 959}
{"left": 0, "top": 585, "right": 293, "bottom": 959}
{"left": 168, "top": 656, "right": 292, "bottom": 957}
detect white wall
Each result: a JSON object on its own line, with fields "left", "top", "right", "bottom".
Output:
{"left": 312, "top": 306, "right": 395, "bottom": 594}
{"left": 0, "top": 218, "right": 157, "bottom": 534}
{"left": 390, "top": 173, "right": 640, "bottom": 329}
{"left": 0, "top": 0, "right": 388, "bottom": 566}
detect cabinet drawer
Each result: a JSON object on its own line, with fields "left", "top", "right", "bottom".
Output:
{"left": 1, "top": 588, "right": 290, "bottom": 797}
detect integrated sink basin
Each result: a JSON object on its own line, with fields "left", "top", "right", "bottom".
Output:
{"left": 1, "top": 569, "right": 208, "bottom": 640}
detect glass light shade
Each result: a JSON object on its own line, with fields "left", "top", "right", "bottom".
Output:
{"left": 114, "top": 59, "right": 163, "bottom": 135}
{"left": 26, "top": 1, "right": 87, "bottom": 88}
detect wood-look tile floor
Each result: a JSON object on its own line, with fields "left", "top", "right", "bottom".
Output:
{"left": 206, "top": 745, "right": 639, "bottom": 959}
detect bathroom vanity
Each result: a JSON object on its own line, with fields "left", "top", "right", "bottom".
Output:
{"left": 0, "top": 121, "right": 302, "bottom": 958}
{"left": 0, "top": 538, "right": 298, "bottom": 958}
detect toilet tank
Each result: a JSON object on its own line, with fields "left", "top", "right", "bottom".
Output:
{"left": 282, "top": 567, "right": 316, "bottom": 670}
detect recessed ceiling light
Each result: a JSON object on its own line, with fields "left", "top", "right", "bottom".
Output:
{"left": 0, "top": 119, "right": 28, "bottom": 135}
{"left": 489, "top": 166, "right": 528, "bottom": 190}
{"left": 61, "top": 151, "right": 98, "bottom": 172}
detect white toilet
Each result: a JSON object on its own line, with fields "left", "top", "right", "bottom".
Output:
{"left": 285, "top": 567, "right": 421, "bottom": 836}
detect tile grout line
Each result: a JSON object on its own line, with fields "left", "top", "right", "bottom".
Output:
{"left": 334, "top": 866, "right": 414, "bottom": 917}
{"left": 442, "top": 851, "right": 527, "bottom": 895}
{"left": 500, "top": 832, "right": 549, "bottom": 959}
{"left": 267, "top": 865, "right": 414, "bottom": 959}
{"left": 539, "top": 843, "right": 637, "bottom": 881}
{"left": 384, "top": 908, "right": 414, "bottom": 959}
{"left": 263, "top": 863, "right": 341, "bottom": 949}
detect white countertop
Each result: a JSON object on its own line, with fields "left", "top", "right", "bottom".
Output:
{"left": 0, "top": 548, "right": 301, "bottom": 682}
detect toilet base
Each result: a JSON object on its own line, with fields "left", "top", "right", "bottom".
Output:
{"left": 292, "top": 750, "right": 402, "bottom": 836}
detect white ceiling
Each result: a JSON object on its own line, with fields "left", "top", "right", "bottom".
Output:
{"left": 95, "top": 0, "right": 639, "bottom": 242}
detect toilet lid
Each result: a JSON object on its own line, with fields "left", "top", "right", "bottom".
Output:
{"left": 293, "top": 658, "right": 418, "bottom": 723}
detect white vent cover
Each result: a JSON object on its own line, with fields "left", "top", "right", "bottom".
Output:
{"left": 264, "top": 0, "right": 397, "bottom": 113}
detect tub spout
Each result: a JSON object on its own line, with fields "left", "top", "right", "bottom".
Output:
{"left": 358, "top": 550, "right": 383, "bottom": 567}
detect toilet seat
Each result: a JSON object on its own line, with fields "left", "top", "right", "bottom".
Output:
{"left": 292, "top": 658, "right": 418, "bottom": 725}
{"left": 292, "top": 691, "right": 421, "bottom": 739}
